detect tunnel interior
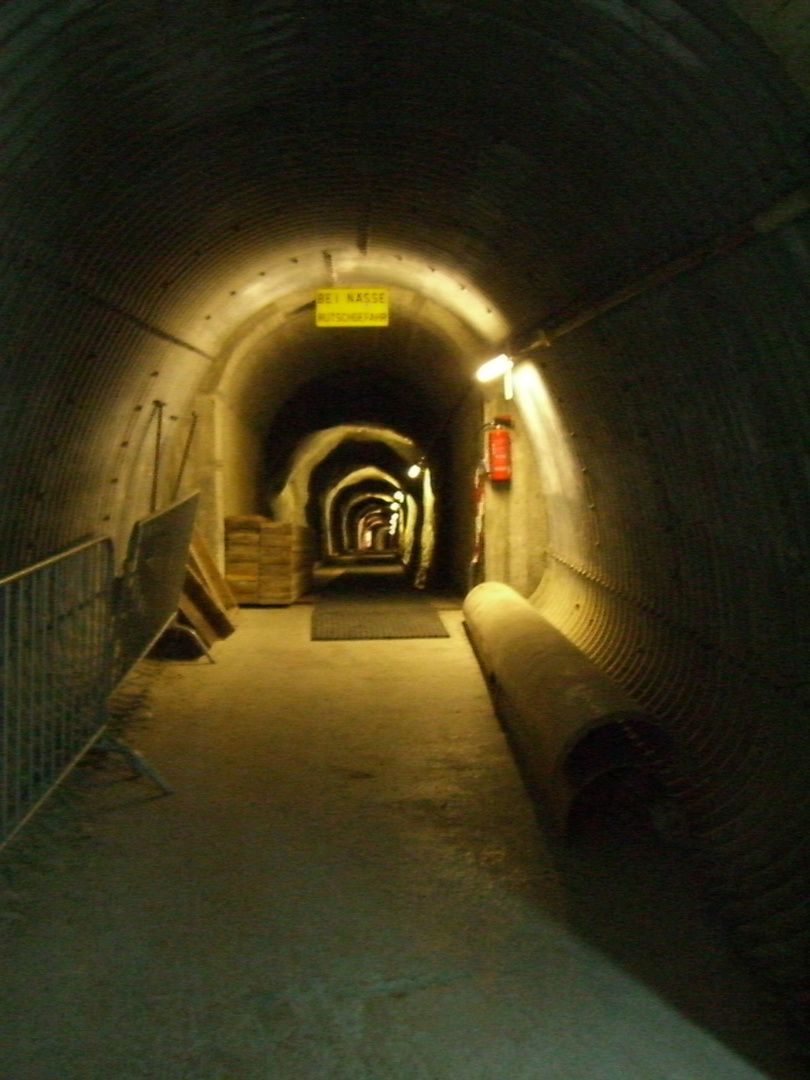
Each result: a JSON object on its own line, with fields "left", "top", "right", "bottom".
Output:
{"left": 258, "top": 365, "right": 439, "bottom": 578}
{"left": 3, "top": 0, "right": 810, "bottom": 1022}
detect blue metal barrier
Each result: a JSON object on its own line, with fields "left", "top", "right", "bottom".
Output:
{"left": 0, "top": 537, "right": 116, "bottom": 849}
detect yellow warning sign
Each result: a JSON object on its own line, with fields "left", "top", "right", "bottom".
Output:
{"left": 316, "top": 287, "right": 389, "bottom": 327}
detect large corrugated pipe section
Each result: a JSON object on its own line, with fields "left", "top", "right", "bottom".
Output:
{"left": 463, "top": 581, "right": 676, "bottom": 830}
{"left": 2, "top": 0, "right": 810, "bottom": 1028}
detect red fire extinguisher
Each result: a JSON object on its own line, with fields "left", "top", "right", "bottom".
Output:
{"left": 487, "top": 415, "right": 513, "bottom": 482}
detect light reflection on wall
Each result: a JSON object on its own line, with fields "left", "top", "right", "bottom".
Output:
{"left": 418, "top": 467, "right": 435, "bottom": 587}
{"left": 512, "top": 361, "right": 588, "bottom": 567}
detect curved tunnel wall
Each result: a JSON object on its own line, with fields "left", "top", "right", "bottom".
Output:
{"left": 2, "top": 0, "right": 810, "bottom": 1012}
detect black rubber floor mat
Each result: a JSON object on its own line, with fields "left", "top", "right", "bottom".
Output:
{"left": 311, "top": 601, "right": 449, "bottom": 640}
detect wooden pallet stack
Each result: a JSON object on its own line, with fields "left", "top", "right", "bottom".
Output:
{"left": 224, "top": 516, "right": 315, "bottom": 605}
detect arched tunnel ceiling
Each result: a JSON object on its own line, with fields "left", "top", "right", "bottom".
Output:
{"left": 270, "top": 423, "right": 419, "bottom": 526}
{"left": 309, "top": 440, "right": 415, "bottom": 499}
{"left": 215, "top": 279, "right": 500, "bottom": 437}
{"left": 262, "top": 368, "right": 437, "bottom": 492}
{"left": 6, "top": 0, "right": 808, "bottom": 371}
{"left": 4, "top": 1, "right": 808, "bottom": 571}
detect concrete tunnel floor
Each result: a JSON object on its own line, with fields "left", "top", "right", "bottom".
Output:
{"left": 0, "top": 584, "right": 807, "bottom": 1079}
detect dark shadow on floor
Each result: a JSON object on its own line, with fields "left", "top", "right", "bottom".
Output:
{"left": 531, "top": 780, "right": 810, "bottom": 1079}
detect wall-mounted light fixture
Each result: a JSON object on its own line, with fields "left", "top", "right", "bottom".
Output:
{"left": 475, "top": 353, "right": 514, "bottom": 399}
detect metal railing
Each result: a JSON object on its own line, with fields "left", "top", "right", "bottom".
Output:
{"left": 0, "top": 537, "right": 116, "bottom": 849}
{"left": 115, "top": 492, "right": 200, "bottom": 683}
{"left": 0, "top": 496, "right": 199, "bottom": 849}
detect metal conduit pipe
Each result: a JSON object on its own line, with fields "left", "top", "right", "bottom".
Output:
{"left": 514, "top": 187, "right": 810, "bottom": 352}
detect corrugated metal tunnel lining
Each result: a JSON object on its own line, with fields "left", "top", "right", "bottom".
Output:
{"left": 2, "top": 0, "right": 810, "bottom": 1022}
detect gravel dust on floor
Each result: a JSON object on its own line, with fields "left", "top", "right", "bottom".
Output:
{"left": 0, "top": 606, "right": 806, "bottom": 1080}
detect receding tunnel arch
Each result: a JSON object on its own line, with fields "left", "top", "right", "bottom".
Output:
{"left": 3, "top": 0, "right": 810, "bottom": 1022}
{"left": 191, "top": 277, "right": 504, "bottom": 585}
{"left": 343, "top": 492, "right": 399, "bottom": 557}
{"left": 269, "top": 424, "right": 435, "bottom": 579}
{"left": 329, "top": 476, "right": 400, "bottom": 556}
{"left": 326, "top": 470, "right": 424, "bottom": 571}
